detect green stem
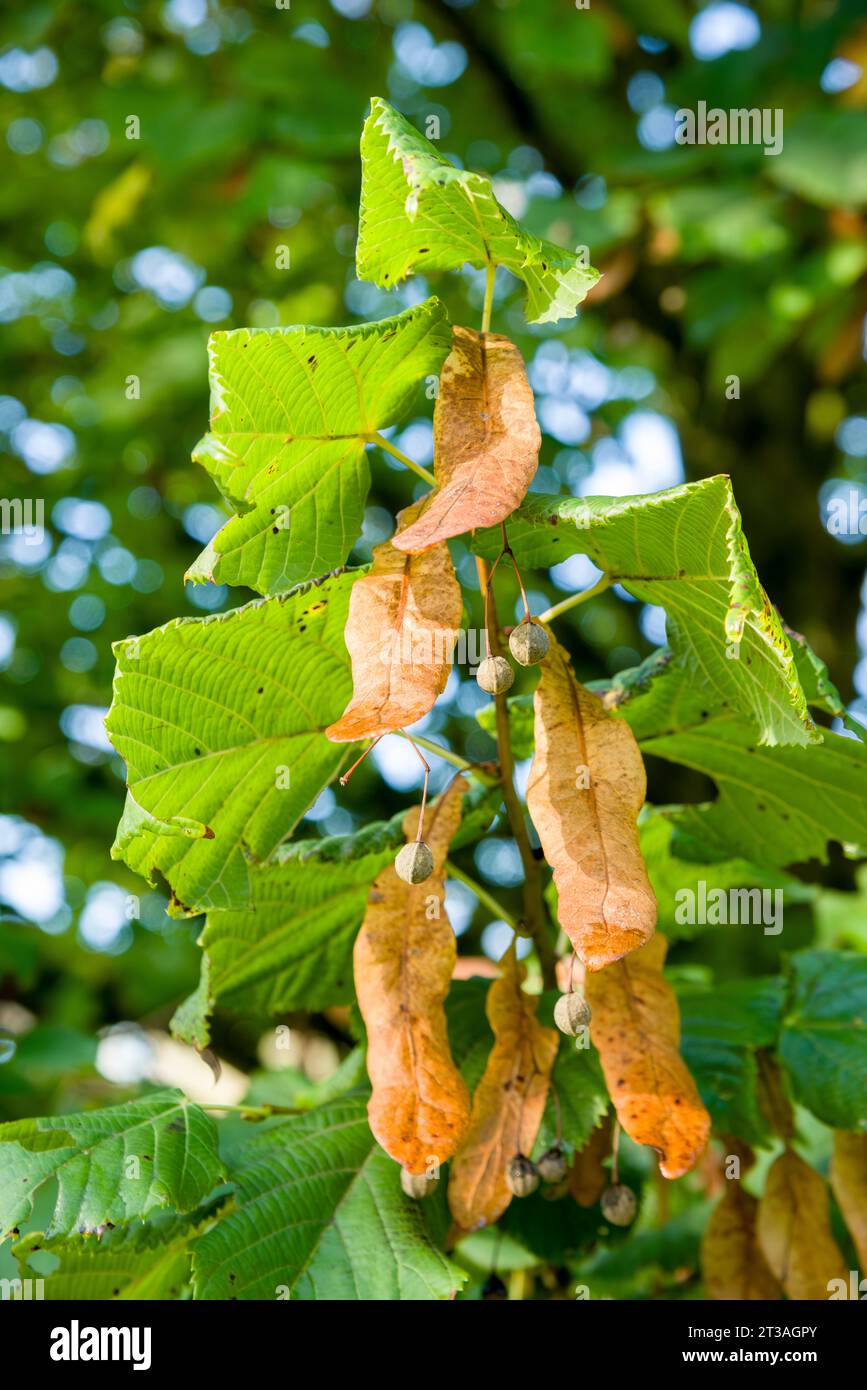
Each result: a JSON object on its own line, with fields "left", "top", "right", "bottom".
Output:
{"left": 446, "top": 859, "right": 520, "bottom": 932}
{"left": 368, "top": 432, "right": 436, "bottom": 487}
{"left": 202, "top": 1103, "right": 295, "bottom": 1119}
{"left": 396, "top": 731, "right": 498, "bottom": 787}
{"left": 538, "top": 573, "right": 612, "bottom": 624}
{"left": 481, "top": 264, "right": 496, "bottom": 333}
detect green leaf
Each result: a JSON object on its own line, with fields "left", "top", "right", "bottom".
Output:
{"left": 789, "top": 626, "right": 867, "bottom": 740}
{"left": 476, "top": 693, "right": 534, "bottom": 761}
{"left": 192, "top": 1096, "right": 466, "bottom": 1300}
{"left": 814, "top": 867, "right": 867, "bottom": 952}
{"left": 678, "top": 978, "right": 786, "bottom": 1145}
{"left": 639, "top": 809, "right": 808, "bottom": 941}
{"left": 356, "top": 98, "right": 599, "bottom": 325}
{"left": 173, "top": 786, "right": 503, "bottom": 1047}
{"left": 106, "top": 571, "right": 358, "bottom": 914}
{"left": 0, "top": 1090, "right": 224, "bottom": 1240}
{"left": 779, "top": 950, "right": 867, "bottom": 1130}
{"left": 446, "top": 978, "right": 494, "bottom": 1093}
{"left": 474, "top": 476, "right": 816, "bottom": 747}
{"left": 12, "top": 1207, "right": 217, "bottom": 1300}
{"left": 533, "top": 1027, "right": 609, "bottom": 1157}
{"left": 171, "top": 817, "right": 403, "bottom": 1046}
{"left": 626, "top": 662, "right": 867, "bottom": 867}
{"left": 188, "top": 298, "right": 451, "bottom": 595}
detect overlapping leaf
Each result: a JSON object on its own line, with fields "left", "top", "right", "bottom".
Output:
{"left": 533, "top": 1031, "right": 608, "bottom": 1157}
{"left": 187, "top": 298, "right": 451, "bottom": 595}
{"left": 527, "top": 634, "right": 656, "bottom": 970}
{"left": 171, "top": 784, "right": 503, "bottom": 1049}
{"left": 355, "top": 777, "right": 470, "bottom": 1172}
{"left": 702, "top": 1185, "right": 782, "bottom": 1300}
{"left": 678, "top": 977, "right": 786, "bottom": 1145}
{"left": 610, "top": 653, "right": 867, "bottom": 866}
{"left": 192, "top": 1096, "right": 465, "bottom": 1300}
{"left": 106, "top": 571, "right": 357, "bottom": 913}
{"left": 171, "top": 816, "right": 406, "bottom": 1048}
{"left": 449, "top": 947, "right": 558, "bottom": 1230}
{"left": 13, "top": 1208, "right": 215, "bottom": 1300}
{"left": 585, "top": 935, "right": 710, "bottom": 1179}
{"left": 639, "top": 810, "right": 806, "bottom": 941}
{"left": 757, "top": 1150, "right": 846, "bottom": 1300}
{"left": 393, "top": 328, "right": 540, "bottom": 553}
{"left": 473, "top": 477, "right": 816, "bottom": 747}
{"left": 357, "top": 98, "right": 599, "bottom": 325}
{"left": 326, "top": 498, "right": 462, "bottom": 741}
{"left": 0, "top": 1091, "right": 223, "bottom": 1239}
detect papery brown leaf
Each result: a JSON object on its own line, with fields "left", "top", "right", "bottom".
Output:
{"left": 757, "top": 1149, "right": 847, "bottom": 1300}
{"left": 526, "top": 634, "right": 657, "bottom": 971}
{"left": 830, "top": 1131, "right": 867, "bottom": 1270}
{"left": 354, "top": 775, "right": 471, "bottom": 1174}
{"left": 448, "top": 946, "right": 559, "bottom": 1230}
{"left": 585, "top": 935, "right": 710, "bottom": 1179}
{"left": 326, "top": 498, "right": 461, "bottom": 742}
{"left": 702, "top": 1184, "right": 782, "bottom": 1300}
{"left": 393, "top": 327, "right": 540, "bottom": 554}
{"left": 569, "top": 1116, "right": 611, "bottom": 1207}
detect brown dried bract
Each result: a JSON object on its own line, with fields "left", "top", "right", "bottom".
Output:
{"left": 757, "top": 1149, "right": 847, "bottom": 1300}
{"left": 448, "top": 945, "right": 558, "bottom": 1230}
{"left": 393, "top": 327, "right": 540, "bottom": 553}
{"left": 326, "top": 498, "right": 462, "bottom": 742}
{"left": 354, "top": 776, "right": 470, "bottom": 1173}
{"left": 702, "top": 1184, "right": 782, "bottom": 1300}
{"left": 526, "top": 634, "right": 657, "bottom": 970}
{"left": 585, "top": 935, "right": 710, "bottom": 1179}
{"left": 569, "top": 1116, "right": 612, "bottom": 1208}
{"left": 830, "top": 1130, "right": 867, "bottom": 1270}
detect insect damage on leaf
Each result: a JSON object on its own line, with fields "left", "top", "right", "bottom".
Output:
{"left": 326, "top": 499, "right": 462, "bottom": 741}
{"left": 448, "top": 945, "right": 559, "bottom": 1230}
{"left": 585, "top": 935, "right": 710, "bottom": 1179}
{"left": 356, "top": 98, "right": 600, "bottom": 325}
{"left": 393, "top": 328, "right": 540, "bottom": 554}
{"left": 526, "top": 633, "right": 657, "bottom": 970}
{"left": 354, "top": 776, "right": 471, "bottom": 1174}
{"left": 186, "top": 298, "right": 451, "bottom": 597}
{"left": 757, "top": 1149, "right": 847, "bottom": 1300}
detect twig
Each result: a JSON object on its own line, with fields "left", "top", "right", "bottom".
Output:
{"left": 476, "top": 555, "right": 557, "bottom": 987}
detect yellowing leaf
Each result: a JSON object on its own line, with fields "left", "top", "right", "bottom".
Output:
{"left": 702, "top": 1184, "right": 782, "bottom": 1300}
{"left": 326, "top": 500, "right": 462, "bottom": 742}
{"left": 585, "top": 935, "right": 710, "bottom": 1179}
{"left": 393, "top": 328, "right": 540, "bottom": 554}
{"left": 448, "top": 946, "right": 558, "bottom": 1230}
{"left": 830, "top": 1131, "right": 867, "bottom": 1270}
{"left": 757, "top": 1149, "right": 847, "bottom": 1300}
{"left": 527, "top": 634, "right": 657, "bottom": 970}
{"left": 354, "top": 776, "right": 470, "bottom": 1174}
